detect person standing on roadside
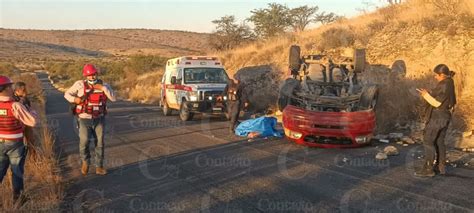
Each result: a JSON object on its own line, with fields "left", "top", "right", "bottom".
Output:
{"left": 13, "top": 82, "right": 31, "bottom": 109}
{"left": 64, "top": 64, "right": 116, "bottom": 176}
{"left": 415, "top": 64, "right": 456, "bottom": 177}
{"left": 223, "top": 75, "right": 248, "bottom": 134}
{"left": 13, "top": 82, "right": 36, "bottom": 160}
{"left": 0, "top": 76, "right": 37, "bottom": 202}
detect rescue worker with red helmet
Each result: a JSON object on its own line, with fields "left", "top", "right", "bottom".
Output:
{"left": 64, "top": 64, "right": 116, "bottom": 176}
{"left": 0, "top": 75, "right": 37, "bottom": 202}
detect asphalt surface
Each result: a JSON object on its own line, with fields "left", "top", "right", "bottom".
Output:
{"left": 38, "top": 72, "right": 474, "bottom": 213}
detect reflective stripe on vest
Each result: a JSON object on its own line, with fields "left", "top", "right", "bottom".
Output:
{"left": 0, "top": 101, "right": 24, "bottom": 140}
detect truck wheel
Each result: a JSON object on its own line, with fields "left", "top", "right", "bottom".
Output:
{"left": 278, "top": 78, "right": 300, "bottom": 111}
{"left": 359, "top": 85, "right": 378, "bottom": 110}
{"left": 289, "top": 45, "right": 301, "bottom": 73}
{"left": 162, "top": 100, "right": 172, "bottom": 116}
{"left": 391, "top": 60, "right": 406, "bottom": 77}
{"left": 179, "top": 101, "right": 194, "bottom": 121}
{"left": 353, "top": 49, "right": 366, "bottom": 73}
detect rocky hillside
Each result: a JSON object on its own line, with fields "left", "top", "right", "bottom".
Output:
{"left": 216, "top": 0, "right": 474, "bottom": 147}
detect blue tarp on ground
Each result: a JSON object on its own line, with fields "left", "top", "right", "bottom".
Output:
{"left": 235, "top": 116, "right": 284, "bottom": 138}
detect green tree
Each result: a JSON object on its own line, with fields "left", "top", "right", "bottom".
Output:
{"left": 289, "top": 5, "right": 319, "bottom": 32}
{"left": 210, "top": 15, "right": 254, "bottom": 50}
{"left": 248, "top": 3, "right": 291, "bottom": 38}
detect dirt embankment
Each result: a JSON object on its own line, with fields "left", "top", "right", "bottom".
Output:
{"left": 0, "top": 29, "right": 211, "bottom": 60}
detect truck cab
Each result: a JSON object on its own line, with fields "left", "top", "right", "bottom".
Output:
{"left": 160, "top": 56, "right": 229, "bottom": 121}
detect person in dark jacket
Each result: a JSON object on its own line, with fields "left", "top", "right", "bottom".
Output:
{"left": 223, "top": 75, "right": 247, "bottom": 134}
{"left": 13, "top": 82, "right": 36, "bottom": 160}
{"left": 13, "top": 82, "right": 31, "bottom": 109}
{"left": 415, "top": 64, "right": 456, "bottom": 177}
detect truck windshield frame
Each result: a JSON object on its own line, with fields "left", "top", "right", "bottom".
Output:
{"left": 184, "top": 67, "right": 228, "bottom": 84}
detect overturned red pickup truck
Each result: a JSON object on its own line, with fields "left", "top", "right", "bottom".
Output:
{"left": 279, "top": 46, "right": 379, "bottom": 148}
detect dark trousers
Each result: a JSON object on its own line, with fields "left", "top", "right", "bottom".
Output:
{"left": 423, "top": 117, "right": 449, "bottom": 166}
{"left": 0, "top": 141, "right": 26, "bottom": 196}
{"left": 228, "top": 100, "right": 241, "bottom": 132}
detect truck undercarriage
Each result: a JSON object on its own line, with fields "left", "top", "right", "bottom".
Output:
{"left": 280, "top": 45, "right": 379, "bottom": 148}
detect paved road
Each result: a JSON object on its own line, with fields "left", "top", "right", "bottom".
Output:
{"left": 38, "top": 72, "right": 474, "bottom": 212}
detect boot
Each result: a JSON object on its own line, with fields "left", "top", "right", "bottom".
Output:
{"left": 414, "top": 161, "right": 435, "bottom": 177}
{"left": 438, "top": 163, "right": 446, "bottom": 175}
{"left": 96, "top": 167, "right": 107, "bottom": 176}
{"left": 81, "top": 161, "right": 89, "bottom": 176}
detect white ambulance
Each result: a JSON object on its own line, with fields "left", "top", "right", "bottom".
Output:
{"left": 160, "top": 56, "right": 229, "bottom": 121}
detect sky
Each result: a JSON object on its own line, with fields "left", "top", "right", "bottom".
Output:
{"left": 0, "top": 0, "right": 386, "bottom": 33}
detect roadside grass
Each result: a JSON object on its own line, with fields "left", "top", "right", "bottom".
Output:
{"left": 0, "top": 67, "right": 62, "bottom": 211}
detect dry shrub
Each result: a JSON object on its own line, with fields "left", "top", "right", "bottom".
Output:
{"left": 397, "top": 20, "right": 409, "bottom": 29}
{"left": 418, "top": 0, "right": 463, "bottom": 15}
{"left": 378, "top": 4, "right": 400, "bottom": 22}
{"left": 367, "top": 20, "right": 386, "bottom": 33}
{"left": 457, "top": 12, "right": 474, "bottom": 29}
{"left": 420, "top": 17, "right": 438, "bottom": 30}
{"left": 126, "top": 71, "right": 164, "bottom": 103}
{"left": 319, "top": 27, "right": 355, "bottom": 50}
{"left": 361, "top": 66, "right": 432, "bottom": 133}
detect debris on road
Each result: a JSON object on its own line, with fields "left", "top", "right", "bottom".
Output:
{"left": 389, "top": 132, "right": 404, "bottom": 139}
{"left": 379, "top": 139, "right": 390, "bottom": 143}
{"left": 403, "top": 144, "right": 409, "bottom": 147}
{"left": 462, "top": 148, "right": 474, "bottom": 152}
{"left": 402, "top": 136, "right": 415, "bottom": 144}
{"left": 376, "top": 152, "right": 388, "bottom": 160}
{"left": 384, "top": 146, "right": 399, "bottom": 156}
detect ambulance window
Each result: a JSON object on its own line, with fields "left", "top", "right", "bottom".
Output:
{"left": 184, "top": 68, "right": 228, "bottom": 84}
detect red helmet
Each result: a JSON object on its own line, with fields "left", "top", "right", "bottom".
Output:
{"left": 83, "top": 64, "right": 98, "bottom": 77}
{"left": 0, "top": 76, "right": 13, "bottom": 86}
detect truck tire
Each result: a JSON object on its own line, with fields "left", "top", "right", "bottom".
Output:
{"left": 289, "top": 45, "right": 301, "bottom": 73}
{"left": 278, "top": 78, "right": 300, "bottom": 111}
{"left": 359, "top": 85, "right": 378, "bottom": 110}
{"left": 162, "top": 100, "right": 172, "bottom": 116}
{"left": 391, "top": 60, "right": 406, "bottom": 77}
{"left": 179, "top": 101, "right": 194, "bottom": 121}
{"left": 353, "top": 49, "right": 366, "bottom": 73}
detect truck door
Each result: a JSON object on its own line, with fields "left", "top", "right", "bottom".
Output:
{"left": 165, "top": 68, "right": 179, "bottom": 109}
{"left": 176, "top": 68, "right": 184, "bottom": 106}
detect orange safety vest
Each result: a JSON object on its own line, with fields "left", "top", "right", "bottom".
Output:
{"left": 0, "top": 101, "right": 24, "bottom": 140}
{"left": 75, "top": 81, "right": 108, "bottom": 118}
